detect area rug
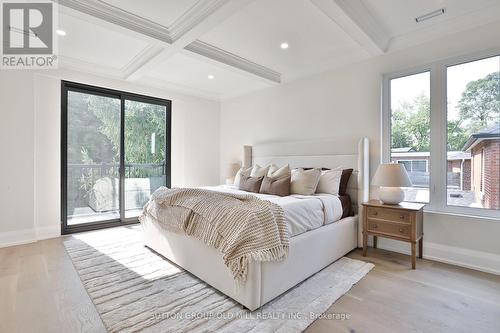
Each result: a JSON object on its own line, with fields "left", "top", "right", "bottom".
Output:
{"left": 64, "top": 226, "right": 373, "bottom": 333}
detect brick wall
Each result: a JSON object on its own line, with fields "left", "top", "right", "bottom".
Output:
{"left": 471, "top": 139, "right": 500, "bottom": 210}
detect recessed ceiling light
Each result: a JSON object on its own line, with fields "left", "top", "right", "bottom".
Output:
{"left": 56, "top": 29, "right": 66, "bottom": 36}
{"left": 208, "top": 74, "right": 215, "bottom": 80}
{"left": 280, "top": 42, "right": 289, "bottom": 49}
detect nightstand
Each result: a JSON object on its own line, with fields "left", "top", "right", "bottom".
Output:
{"left": 362, "top": 200, "right": 425, "bottom": 269}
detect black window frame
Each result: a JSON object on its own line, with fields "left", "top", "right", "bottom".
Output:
{"left": 61, "top": 80, "right": 171, "bottom": 235}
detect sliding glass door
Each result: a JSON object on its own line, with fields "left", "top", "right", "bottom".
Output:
{"left": 61, "top": 81, "right": 171, "bottom": 234}
{"left": 124, "top": 99, "right": 168, "bottom": 218}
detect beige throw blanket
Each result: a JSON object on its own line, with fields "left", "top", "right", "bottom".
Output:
{"left": 140, "top": 187, "right": 289, "bottom": 284}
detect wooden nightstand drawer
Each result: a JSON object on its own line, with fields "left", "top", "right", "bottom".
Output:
{"left": 367, "top": 219, "right": 411, "bottom": 239}
{"left": 367, "top": 206, "right": 411, "bottom": 223}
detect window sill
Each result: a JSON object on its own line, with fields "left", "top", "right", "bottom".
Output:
{"left": 423, "top": 208, "right": 499, "bottom": 222}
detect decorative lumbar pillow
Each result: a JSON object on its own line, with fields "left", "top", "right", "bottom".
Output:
{"left": 234, "top": 166, "right": 252, "bottom": 186}
{"left": 290, "top": 168, "right": 321, "bottom": 195}
{"left": 260, "top": 175, "right": 291, "bottom": 196}
{"left": 238, "top": 175, "right": 264, "bottom": 193}
{"left": 316, "top": 167, "right": 343, "bottom": 195}
{"left": 267, "top": 164, "right": 290, "bottom": 179}
{"left": 339, "top": 169, "right": 354, "bottom": 196}
{"left": 250, "top": 164, "right": 270, "bottom": 177}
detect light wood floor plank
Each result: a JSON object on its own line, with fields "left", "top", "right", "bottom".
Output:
{"left": 1, "top": 230, "right": 499, "bottom": 333}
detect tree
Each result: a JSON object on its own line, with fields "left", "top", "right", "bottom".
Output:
{"left": 457, "top": 72, "right": 500, "bottom": 133}
{"left": 391, "top": 93, "right": 430, "bottom": 151}
{"left": 67, "top": 92, "right": 117, "bottom": 164}
{"left": 447, "top": 119, "right": 469, "bottom": 151}
{"left": 91, "top": 98, "right": 167, "bottom": 177}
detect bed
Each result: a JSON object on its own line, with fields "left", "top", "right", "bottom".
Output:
{"left": 141, "top": 137, "right": 369, "bottom": 311}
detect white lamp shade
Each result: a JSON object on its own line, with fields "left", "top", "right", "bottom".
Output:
{"left": 372, "top": 163, "right": 412, "bottom": 187}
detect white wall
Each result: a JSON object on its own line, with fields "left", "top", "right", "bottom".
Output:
{"left": 220, "top": 21, "right": 500, "bottom": 274}
{"left": 0, "top": 72, "right": 36, "bottom": 243}
{"left": 0, "top": 68, "right": 220, "bottom": 246}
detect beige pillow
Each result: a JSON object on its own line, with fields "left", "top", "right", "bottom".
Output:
{"left": 234, "top": 166, "right": 252, "bottom": 186}
{"left": 290, "top": 168, "right": 321, "bottom": 195}
{"left": 316, "top": 167, "right": 343, "bottom": 195}
{"left": 250, "top": 164, "right": 270, "bottom": 177}
{"left": 267, "top": 164, "right": 290, "bottom": 179}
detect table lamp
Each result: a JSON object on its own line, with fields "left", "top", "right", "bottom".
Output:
{"left": 371, "top": 163, "right": 412, "bottom": 204}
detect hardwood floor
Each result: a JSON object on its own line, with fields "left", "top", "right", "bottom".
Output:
{"left": 1, "top": 229, "right": 499, "bottom": 333}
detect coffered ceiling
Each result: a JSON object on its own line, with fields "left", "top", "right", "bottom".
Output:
{"left": 53, "top": 0, "right": 500, "bottom": 100}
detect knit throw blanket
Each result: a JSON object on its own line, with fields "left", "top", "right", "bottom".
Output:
{"left": 140, "top": 187, "right": 289, "bottom": 284}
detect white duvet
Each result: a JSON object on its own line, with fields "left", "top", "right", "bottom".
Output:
{"left": 202, "top": 185, "right": 343, "bottom": 237}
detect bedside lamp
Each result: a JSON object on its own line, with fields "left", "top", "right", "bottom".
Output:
{"left": 372, "top": 163, "right": 412, "bottom": 205}
{"left": 225, "top": 162, "right": 241, "bottom": 185}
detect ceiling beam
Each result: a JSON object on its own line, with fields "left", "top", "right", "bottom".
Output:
{"left": 56, "top": 0, "right": 172, "bottom": 43}
{"left": 125, "top": 0, "right": 260, "bottom": 82}
{"left": 310, "top": 0, "right": 389, "bottom": 56}
{"left": 57, "top": 0, "right": 279, "bottom": 83}
{"left": 185, "top": 40, "right": 280, "bottom": 83}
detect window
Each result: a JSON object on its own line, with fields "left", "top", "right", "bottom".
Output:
{"left": 412, "top": 160, "right": 427, "bottom": 172}
{"left": 62, "top": 82, "right": 171, "bottom": 234}
{"left": 384, "top": 53, "right": 499, "bottom": 218}
{"left": 389, "top": 72, "right": 430, "bottom": 203}
{"left": 446, "top": 56, "right": 499, "bottom": 210}
{"left": 395, "top": 160, "right": 428, "bottom": 172}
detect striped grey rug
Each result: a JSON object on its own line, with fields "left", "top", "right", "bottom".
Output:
{"left": 64, "top": 226, "right": 373, "bottom": 333}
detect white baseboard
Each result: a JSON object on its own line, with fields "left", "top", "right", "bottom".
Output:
{"left": 36, "top": 225, "right": 61, "bottom": 240}
{"left": 0, "top": 228, "right": 37, "bottom": 248}
{"left": 372, "top": 238, "right": 500, "bottom": 275}
{"left": 0, "top": 225, "right": 61, "bottom": 248}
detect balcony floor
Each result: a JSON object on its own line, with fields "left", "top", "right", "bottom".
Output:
{"left": 67, "top": 207, "right": 142, "bottom": 225}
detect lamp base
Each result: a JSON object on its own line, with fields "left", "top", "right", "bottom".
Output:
{"left": 379, "top": 187, "right": 404, "bottom": 205}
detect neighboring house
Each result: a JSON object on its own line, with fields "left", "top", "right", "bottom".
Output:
{"left": 463, "top": 124, "right": 500, "bottom": 210}
{"left": 391, "top": 149, "right": 471, "bottom": 190}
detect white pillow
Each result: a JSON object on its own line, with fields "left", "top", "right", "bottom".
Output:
{"left": 234, "top": 166, "right": 252, "bottom": 186}
{"left": 316, "top": 168, "right": 342, "bottom": 195}
{"left": 290, "top": 168, "right": 321, "bottom": 195}
{"left": 268, "top": 164, "right": 290, "bottom": 179}
{"left": 250, "top": 164, "right": 270, "bottom": 177}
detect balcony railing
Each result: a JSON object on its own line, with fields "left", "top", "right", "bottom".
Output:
{"left": 67, "top": 163, "right": 166, "bottom": 214}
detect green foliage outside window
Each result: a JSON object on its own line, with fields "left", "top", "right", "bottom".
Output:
{"left": 392, "top": 71, "right": 499, "bottom": 152}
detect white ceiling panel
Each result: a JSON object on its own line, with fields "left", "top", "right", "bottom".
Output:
{"left": 101, "top": 0, "right": 199, "bottom": 28}
{"left": 147, "top": 52, "right": 273, "bottom": 99}
{"left": 59, "top": 12, "right": 149, "bottom": 70}
{"left": 54, "top": 0, "right": 500, "bottom": 100}
{"left": 198, "top": 0, "right": 367, "bottom": 76}
{"left": 360, "top": 0, "right": 500, "bottom": 38}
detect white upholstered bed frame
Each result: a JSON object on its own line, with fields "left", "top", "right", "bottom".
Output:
{"left": 142, "top": 137, "right": 369, "bottom": 310}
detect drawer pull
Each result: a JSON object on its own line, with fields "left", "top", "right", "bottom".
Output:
{"left": 399, "top": 228, "right": 404, "bottom": 233}
{"left": 399, "top": 215, "right": 405, "bottom": 220}
{"left": 371, "top": 224, "right": 378, "bottom": 229}
{"left": 373, "top": 211, "right": 378, "bottom": 216}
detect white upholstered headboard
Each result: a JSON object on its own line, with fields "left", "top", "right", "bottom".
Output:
{"left": 244, "top": 137, "right": 369, "bottom": 247}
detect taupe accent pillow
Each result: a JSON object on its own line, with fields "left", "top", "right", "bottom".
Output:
{"left": 238, "top": 175, "right": 264, "bottom": 193}
{"left": 260, "top": 175, "right": 291, "bottom": 197}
